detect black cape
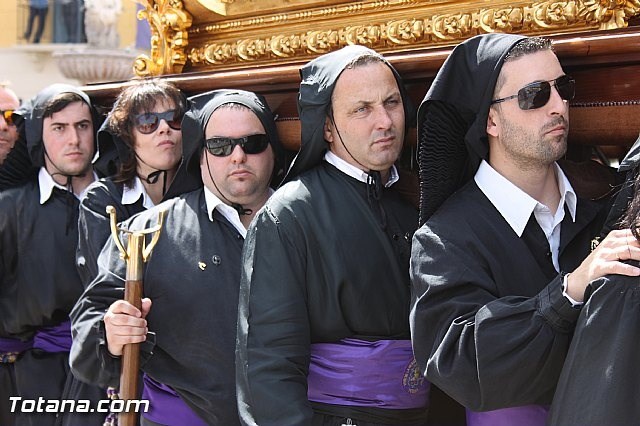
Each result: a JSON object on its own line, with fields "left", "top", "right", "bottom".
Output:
{"left": 410, "top": 180, "right": 608, "bottom": 410}
{"left": 0, "top": 177, "right": 83, "bottom": 339}
{"left": 547, "top": 267, "right": 640, "bottom": 425}
{"left": 236, "top": 163, "right": 420, "bottom": 425}
{"left": 70, "top": 189, "right": 243, "bottom": 425}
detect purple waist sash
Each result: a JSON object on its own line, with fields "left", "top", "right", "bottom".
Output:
{"left": 32, "top": 319, "right": 72, "bottom": 353}
{"left": 466, "top": 405, "right": 549, "bottom": 426}
{"left": 141, "top": 374, "right": 208, "bottom": 426}
{"left": 0, "top": 336, "right": 33, "bottom": 354}
{"left": 308, "top": 338, "right": 430, "bottom": 409}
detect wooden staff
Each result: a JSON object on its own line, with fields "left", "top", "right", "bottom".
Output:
{"left": 107, "top": 206, "right": 166, "bottom": 426}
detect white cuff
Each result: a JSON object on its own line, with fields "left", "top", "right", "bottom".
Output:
{"left": 562, "top": 273, "right": 584, "bottom": 307}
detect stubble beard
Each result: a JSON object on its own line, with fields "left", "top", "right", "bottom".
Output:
{"left": 502, "top": 119, "right": 568, "bottom": 172}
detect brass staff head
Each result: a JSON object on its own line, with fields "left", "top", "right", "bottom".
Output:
{"left": 106, "top": 205, "right": 167, "bottom": 262}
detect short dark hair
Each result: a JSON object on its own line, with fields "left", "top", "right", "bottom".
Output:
{"left": 344, "top": 53, "right": 385, "bottom": 71}
{"left": 42, "top": 92, "right": 89, "bottom": 119}
{"left": 109, "top": 79, "right": 186, "bottom": 186}
{"left": 494, "top": 37, "right": 554, "bottom": 98}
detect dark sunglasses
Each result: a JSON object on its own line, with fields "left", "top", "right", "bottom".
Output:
{"left": 1, "top": 109, "right": 15, "bottom": 126}
{"left": 204, "top": 134, "right": 270, "bottom": 157}
{"left": 491, "top": 75, "right": 575, "bottom": 110}
{"left": 134, "top": 110, "right": 182, "bottom": 134}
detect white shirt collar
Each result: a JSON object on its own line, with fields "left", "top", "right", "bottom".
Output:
{"left": 324, "top": 150, "right": 399, "bottom": 187}
{"left": 122, "top": 176, "right": 155, "bottom": 210}
{"left": 204, "top": 186, "right": 248, "bottom": 238}
{"left": 38, "top": 167, "right": 97, "bottom": 204}
{"left": 474, "top": 160, "right": 577, "bottom": 237}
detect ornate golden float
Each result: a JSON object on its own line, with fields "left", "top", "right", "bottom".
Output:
{"left": 84, "top": 0, "right": 640, "bottom": 156}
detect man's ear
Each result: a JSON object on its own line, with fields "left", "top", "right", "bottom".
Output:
{"left": 486, "top": 106, "right": 500, "bottom": 138}
{"left": 323, "top": 116, "right": 334, "bottom": 144}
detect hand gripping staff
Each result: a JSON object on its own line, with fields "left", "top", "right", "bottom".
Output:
{"left": 107, "top": 205, "right": 166, "bottom": 426}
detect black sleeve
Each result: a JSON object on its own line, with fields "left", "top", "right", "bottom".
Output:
{"left": 236, "top": 205, "right": 313, "bottom": 426}
{"left": 410, "top": 224, "right": 580, "bottom": 411}
{"left": 0, "top": 192, "right": 17, "bottom": 333}
{"left": 70, "top": 234, "right": 155, "bottom": 387}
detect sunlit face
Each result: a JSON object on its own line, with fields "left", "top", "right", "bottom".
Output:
{"left": 487, "top": 50, "right": 570, "bottom": 171}
{"left": 324, "top": 61, "right": 405, "bottom": 178}
{"left": 132, "top": 99, "right": 182, "bottom": 176}
{"left": 0, "top": 88, "right": 20, "bottom": 165}
{"left": 201, "top": 106, "right": 274, "bottom": 211}
{"left": 42, "top": 101, "right": 94, "bottom": 178}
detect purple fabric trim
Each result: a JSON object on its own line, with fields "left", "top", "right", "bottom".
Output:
{"left": 141, "top": 374, "right": 208, "bottom": 426}
{"left": 308, "top": 338, "right": 430, "bottom": 409}
{"left": 32, "top": 319, "right": 72, "bottom": 353}
{"left": 466, "top": 405, "right": 549, "bottom": 426}
{"left": 0, "top": 336, "right": 33, "bottom": 353}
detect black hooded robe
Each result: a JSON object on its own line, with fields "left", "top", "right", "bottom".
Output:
{"left": 410, "top": 180, "right": 607, "bottom": 411}
{"left": 236, "top": 163, "right": 422, "bottom": 425}
{"left": 0, "top": 84, "right": 101, "bottom": 426}
{"left": 410, "top": 33, "right": 612, "bottom": 419}
{"left": 0, "top": 178, "right": 84, "bottom": 426}
{"left": 71, "top": 88, "right": 284, "bottom": 426}
{"left": 57, "top": 178, "right": 147, "bottom": 426}
{"left": 70, "top": 190, "right": 244, "bottom": 425}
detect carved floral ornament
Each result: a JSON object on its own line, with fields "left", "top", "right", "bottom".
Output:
{"left": 136, "top": 0, "right": 640, "bottom": 75}
{"left": 134, "top": 0, "right": 193, "bottom": 77}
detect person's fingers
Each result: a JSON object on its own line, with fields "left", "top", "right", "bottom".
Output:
{"left": 607, "top": 261, "right": 640, "bottom": 278}
{"left": 107, "top": 299, "right": 143, "bottom": 318}
{"left": 616, "top": 245, "right": 640, "bottom": 261}
{"left": 140, "top": 298, "right": 152, "bottom": 318}
{"left": 104, "top": 310, "right": 148, "bottom": 356}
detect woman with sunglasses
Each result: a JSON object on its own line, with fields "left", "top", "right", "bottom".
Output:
{"left": 60, "top": 80, "right": 186, "bottom": 426}
{"left": 75, "top": 79, "right": 187, "bottom": 288}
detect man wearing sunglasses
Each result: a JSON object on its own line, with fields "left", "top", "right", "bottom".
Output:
{"left": 237, "top": 46, "right": 428, "bottom": 425}
{"left": 0, "top": 83, "right": 20, "bottom": 166}
{"left": 0, "top": 84, "right": 99, "bottom": 426}
{"left": 410, "top": 34, "right": 640, "bottom": 426}
{"left": 70, "top": 89, "right": 285, "bottom": 425}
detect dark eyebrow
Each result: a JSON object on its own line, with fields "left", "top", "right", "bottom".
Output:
{"left": 50, "top": 119, "right": 92, "bottom": 127}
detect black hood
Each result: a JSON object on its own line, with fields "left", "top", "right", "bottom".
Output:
{"left": 166, "top": 89, "right": 284, "bottom": 199}
{"left": 286, "top": 44, "right": 414, "bottom": 183}
{"left": 417, "top": 33, "right": 526, "bottom": 225}
{"left": 25, "top": 84, "right": 99, "bottom": 169}
{"left": 0, "top": 85, "right": 99, "bottom": 189}
{"left": 92, "top": 117, "right": 130, "bottom": 178}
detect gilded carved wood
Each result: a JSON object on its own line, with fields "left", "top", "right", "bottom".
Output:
{"left": 134, "top": 0, "right": 640, "bottom": 76}
{"left": 134, "top": 0, "right": 193, "bottom": 76}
